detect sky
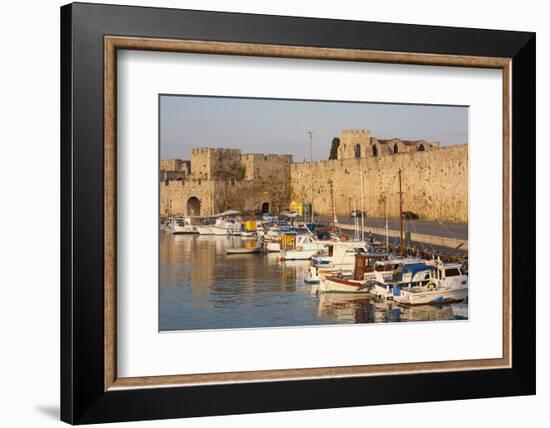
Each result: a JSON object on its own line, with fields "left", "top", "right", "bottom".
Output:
{"left": 160, "top": 95, "right": 468, "bottom": 162}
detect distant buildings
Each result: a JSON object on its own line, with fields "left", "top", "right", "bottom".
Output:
{"left": 337, "top": 129, "right": 440, "bottom": 160}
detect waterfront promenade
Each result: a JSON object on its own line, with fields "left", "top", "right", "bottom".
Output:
{"left": 337, "top": 217, "right": 468, "bottom": 250}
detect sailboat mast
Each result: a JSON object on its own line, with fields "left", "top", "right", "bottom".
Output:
{"left": 385, "top": 197, "right": 389, "bottom": 253}
{"left": 329, "top": 180, "right": 334, "bottom": 226}
{"left": 360, "top": 161, "right": 365, "bottom": 242}
{"left": 211, "top": 190, "right": 214, "bottom": 216}
{"left": 398, "top": 168, "right": 404, "bottom": 257}
{"left": 353, "top": 199, "right": 358, "bottom": 239}
{"left": 379, "top": 194, "right": 389, "bottom": 253}
{"left": 308, "top": 130, "right": 314, "bottom": 224}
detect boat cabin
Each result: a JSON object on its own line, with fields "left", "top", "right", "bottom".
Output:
{"left": 353, "top": 253, "right": 390, "bottom": 280}
{"left": 424, "top": 262, "right": 467, "bottom": 289}
{"left": 397, "top": 263, "right": 437, "bottom": 285}
{"left": 396, "top": 262, "right": 466, "bottom": 288}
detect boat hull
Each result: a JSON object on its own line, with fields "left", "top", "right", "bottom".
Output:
{"left": 212, "top": 227, "right": 231, "bottom": 236}
{"left": 266, "top": 242, "right": 281, "bottom": 252}
{"left": 172, "top": 225, "right": 197, "bottom": 234}
{"left": 305, "top": 265, "right": 352, "bottom": 285}
{"left": 395, "top": 287, "right": 468, "bottom": 306}
{"left": 371, "top": 283, "right": 398, "bottom": 299}
{"left": 318, "top": 277, "right": 370, "bottom": 293}
{"left": 195, "top": 226, "right": 215, "bottom": 235}
{"left": 280, "top": 249, "right": 319, "bottom": 260}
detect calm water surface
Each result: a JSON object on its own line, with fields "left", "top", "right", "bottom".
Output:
{"left": 159, "top": 235, "right": 465, "bottom": 331}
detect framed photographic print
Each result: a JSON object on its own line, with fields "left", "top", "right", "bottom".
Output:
{"left": 60, "top": 2, "right": 536, "bottom": 424}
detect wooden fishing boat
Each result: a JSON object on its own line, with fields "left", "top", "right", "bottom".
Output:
{"left": 318, "top": 253, "right": 389, "bottom": 293}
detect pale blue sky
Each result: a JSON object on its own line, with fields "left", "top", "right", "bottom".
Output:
{"left": 160, "top": 95, "right": 468, "bottom": 162}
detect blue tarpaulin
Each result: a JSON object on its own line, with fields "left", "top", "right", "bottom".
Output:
{"left": 402, "top": 263, "right": 436, "bottom": 276}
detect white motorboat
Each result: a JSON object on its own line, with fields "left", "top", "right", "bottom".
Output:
{"left": 393, "top": 261, "right": 468, "bottom": 306}
{"left": 265, "top": 241, "right": 281, "bottom": 252}
{"left": 369, "top": 259, "right": 435, "bottom": 299}
{"left": 210, "top": 213, "right": 244, "bottom": 236}
{"left": 168, "top": 217, "right": 198, "bottom": 234}
{"left": 280, "top": 233, "right": 330, "bottom": 260}
{"left": 263, "top": 222, "right": 314, "bottom": 252}
{"left": 212, "top": 225, "right": 231, "bottom": 236}
{"left": 305, "top": 241, "right": 370, "bottom": 284}
{"left": 311, "top": 241, "right": 370, "bottom": 270}
{"left": 195, "top": 225, "right": 215, "bottom": 235}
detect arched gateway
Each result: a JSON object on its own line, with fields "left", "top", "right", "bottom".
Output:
{"left": 186, "top": 197, "right": 201, "bottom": 216}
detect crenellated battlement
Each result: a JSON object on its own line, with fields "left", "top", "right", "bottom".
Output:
{"left": 340, "top": 129, "right": 371, "bottom": 135}
{"left": 241, "top": 153, "right": 293, "bottom": 162}
{"left": 191, "top": 147, "right": 241, "bottom": 154}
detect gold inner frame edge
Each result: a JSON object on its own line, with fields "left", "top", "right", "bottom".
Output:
{"left": 104, "top": 36, "right": 512, "bottom": 391}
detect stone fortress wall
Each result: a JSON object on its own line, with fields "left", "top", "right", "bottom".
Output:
{"left": 291, "top": 144, "right": 467, "bottom": 223}
{"left": 160, "top": 130, "right": 467, "bottom": 223}
{"left": 160, "top": 148, "right": 292, "bottom": 217}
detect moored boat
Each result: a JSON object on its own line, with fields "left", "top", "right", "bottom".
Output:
{"left": 168, "top": 216, "right": 199, "bottom": 234}
{"left": 195, "top": 225, "right": 215, "bottom": 235}
{"left": 209, "top": 210, "right": 244, "bottom": 236}
{"left": 370, "top": 260, "right": 431, "bottom": 299}
{"left": 317, "top": 252, "right": 389, "bottom": 293}
{"left": 311, "top": 241, "right": 370, "bottom": 269}
{"left": 393, "top": 261, "right": 468, "bottom": 306}
{"left": 279, "top": 233, "right": 330, "bottom": 260}
{"left": 263, "top": 221, "right": 315, "bottom": 252}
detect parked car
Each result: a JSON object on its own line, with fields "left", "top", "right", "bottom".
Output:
{"left": 401, "top": 211, "right": 419, "bottom": 220}
{"left": 350, "top": 210, "right": 366, "bottom": 218}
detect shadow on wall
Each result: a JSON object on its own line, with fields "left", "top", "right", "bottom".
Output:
{"left": 35, "top": 405, "right": 59, "bottom": 420}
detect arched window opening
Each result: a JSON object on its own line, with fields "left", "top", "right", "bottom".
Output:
{"left": 372, "top": 145, "right": 378, "bottom": 157}
{"left": 418, "top": 144, "right": 425, "bottom": 152}
{"left": 354, "top": 144, "right": 361, "bottom": 158}
{"left": 393, "top": 144, "right": 399, "bottom": 154}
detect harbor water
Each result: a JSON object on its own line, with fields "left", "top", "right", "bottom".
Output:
{"left": 160, "top": 235, "right": 466, "bottom": 331}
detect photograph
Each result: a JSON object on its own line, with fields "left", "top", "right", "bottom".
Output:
{"left": 159, "top": 95, "right": 469, "bottom": 331}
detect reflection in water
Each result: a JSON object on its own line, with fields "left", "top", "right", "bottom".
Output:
{"left": 160, "top": 235, "right": 464, "bottom": 331}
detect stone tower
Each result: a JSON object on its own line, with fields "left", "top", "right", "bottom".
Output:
{"left": 190, "top": 148, "right": 242, "bottom": 179}
{"left": 337, "top": 129, "right": 373, "bottom": 160}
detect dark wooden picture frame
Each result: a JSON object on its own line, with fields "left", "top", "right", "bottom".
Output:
{"left": 61, "top": 2, "right": 535, "bottom": 424}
